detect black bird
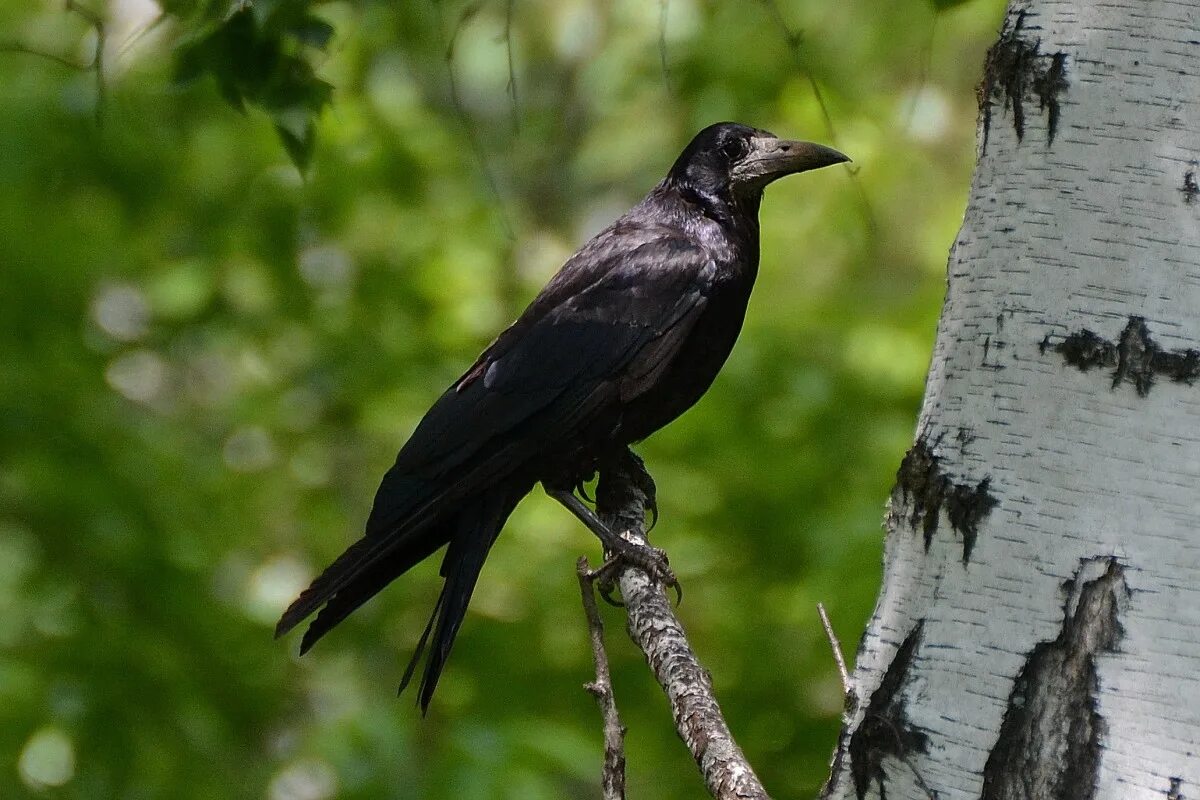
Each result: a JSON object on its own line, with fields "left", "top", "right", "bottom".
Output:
{"left": 276, "top": 122, "right": 848, "bottom": 710}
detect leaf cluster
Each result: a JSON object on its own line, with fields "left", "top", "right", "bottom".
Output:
{"left": 174, "top": 0, "right": 334, "bottom": 168}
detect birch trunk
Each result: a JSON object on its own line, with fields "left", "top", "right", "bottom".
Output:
{"left": 823, "top": 1, "right": 1200, "bottom": 798}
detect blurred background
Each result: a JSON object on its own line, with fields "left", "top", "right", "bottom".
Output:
{"left": 0, "top": 0, "right": 1003, "bottom": 797}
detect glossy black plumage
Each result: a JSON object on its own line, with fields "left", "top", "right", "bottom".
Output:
{"left": 276, "top": 122, "right": 848, "bottom": 711}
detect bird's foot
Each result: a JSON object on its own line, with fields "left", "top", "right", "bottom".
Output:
{"left": 588, "top": 539, "right": 682, "bottom": 607}
{"left": 547, "top": 485, "right": 680, "bottom": 604}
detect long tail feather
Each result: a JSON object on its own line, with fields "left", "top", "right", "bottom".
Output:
{"left": 278, "top": 464, "right": 528, "bottom": 713}
{"left": 298, "top": 523, "right": 452, "bottom": 655}
{"left": 406, "top": 485, "right": 525, "bottom": 712}
{"left": 276, "top": 475, "right": 443, "bottom": 639}
{"left": 398, "top": 589, "right": 444, "bottom": 695}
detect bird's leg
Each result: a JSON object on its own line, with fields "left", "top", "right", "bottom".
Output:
{"left": 596, "top": 449, "right": 680, "bottom": 603}
{"left": 618, "top": 448, "right": 658, "bottom": 531}
{"left": 548, "top": 487, "right": 626, "bottom": 550}
{"left": 546, "top": 486, "right": 678, "bottom": 601}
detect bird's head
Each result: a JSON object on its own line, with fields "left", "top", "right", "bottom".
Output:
{"left": 667, "top": 122, "right": 849, "bottom": 205}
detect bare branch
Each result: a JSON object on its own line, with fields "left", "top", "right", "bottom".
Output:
{"left": 595, "top": 455, "right": 772, "bottom": 800}
{"left": 115, "top": 11, "right": 166, "bottom": 61}
{"left": 0, "top": 41, "right": 89, "bottom": 70}
{"left": 577, "top": 557, "right": 627, "bottom": 800}
{"left": 818, "top": 602, "right": 852, "bottom": 700}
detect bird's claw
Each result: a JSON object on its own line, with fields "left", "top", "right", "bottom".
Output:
{"left": 591, "top": 539, "right": 682, "bottom": 605}
{"left": 668, "top": 572, "right": 682, "bottom": 605}
{"left": 592, "top": 562, "right": 624, "bottom": 607}
{"left": 584, "top": 555, "right": 625, "bottom": 606}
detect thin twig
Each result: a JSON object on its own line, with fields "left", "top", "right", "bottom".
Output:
{"left": 115, "top": 11, "right": 167, "bottom": 61}
{"left": 437, "top": 0, "right": 516, "bottom": 241}
{"left": 817, "top": 602, "right": 851, "bottom": 697}
{"left": 504, "top": 0, "right": 520, "bottom": 134}
{"left": 595, "top": 453, "right": 772, "bottom": 800}
{"left": 816, "top": 604, "right": 854, "bottom": 710}
{"left": 658, "top": 0, "right": 673, "bottom": 97}
{"left": 0, "top": 41, "right": 88, "bottom": 70}
{"left": 1, "top": 0, "right": 107, "bottom": 126}
{"left": 577, "top": 557, "right": 627, "bottom": 800}
{"left": 902, "top": 15, "right": 938, "bottom": 132}
{"left": 757, "top": 0, "right": 877, "bottom": 235}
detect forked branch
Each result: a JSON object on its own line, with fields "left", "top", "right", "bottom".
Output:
{"left": 591, "top": 457, "right": 772, "bottom": 800}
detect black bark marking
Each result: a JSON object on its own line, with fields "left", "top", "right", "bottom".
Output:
{"left": 979, "top": 9, "right": 1069, "bottom": 152}
{"left": 1182, "top": 167, "right": 1199, "bottom": 204}
{"left": 955, "top": 426, "right": 978, "bottom": 448}
{"left": 980, "top": 558, "right": 1128, "bottom": 800}
{"left": 1168, "top": 778, "right": 1185, "bottom": 800}
{"left": 945, "top": 477, "right": 995, "bottom": 564}
{"left": 983, "top": 334, "right": 1008, "bottom": 371}
{"left": 1041, "top": 316, "right": 1200, "bottom": 396}
{"left": 894, "top": 436, "right": 998, "bottom": 564}
{"left": 1034, "top": 51, "right": 1068, "bottom": 145}
{"left": 849, "top": 621, "right": 929, "bottom": 800}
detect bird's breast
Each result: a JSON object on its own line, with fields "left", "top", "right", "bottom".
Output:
{"left": 617, "top": 271, "right": 755, "bottom": 443}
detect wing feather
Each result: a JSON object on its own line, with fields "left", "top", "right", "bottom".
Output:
{"left": 388, "top": 233, "right": 716, "bottom": 480}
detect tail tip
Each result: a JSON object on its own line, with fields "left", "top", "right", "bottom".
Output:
{"left": 297, "top": 625, "right": 321, "bottom": 656}
{"left": 274, "top": 610, "right": 300, "bottom": 640}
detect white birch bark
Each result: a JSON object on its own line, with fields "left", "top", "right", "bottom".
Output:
{"left": 823, "top": 1, "right": 1200, "bottom": 798}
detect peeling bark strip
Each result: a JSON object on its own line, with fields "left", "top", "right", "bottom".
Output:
{"left": 1041, "top": 316, "right": 1200, "bottom": 396}
{"left": 979, "top": 8, "right": 1069, "bottom": 151}
{"left": 980, "top": 559, "right": 1128, "bottom": 800}
{"left": 848, "top": 622, "right": 928, "bottom": 800}
{"left": 893, "top": 436, "right": 998, "bottom": 563}
{"left": 595, "top": 462, "right": 771, "bottom": 800}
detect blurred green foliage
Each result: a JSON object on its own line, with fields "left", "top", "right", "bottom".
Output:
{"left": 0, "top": 0, "right": 1003, "bottom": 797}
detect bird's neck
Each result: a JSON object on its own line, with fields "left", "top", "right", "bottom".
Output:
{"left": 665, "top": 181, "right": 761, "bottom": 267}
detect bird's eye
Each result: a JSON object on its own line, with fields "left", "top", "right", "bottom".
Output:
{"left": 720, "top": 139, "right": 748, "bottom": 161}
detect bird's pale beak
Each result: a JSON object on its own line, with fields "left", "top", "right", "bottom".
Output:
{"left": 731, "top": 136, "right": 850, "bottom": 188}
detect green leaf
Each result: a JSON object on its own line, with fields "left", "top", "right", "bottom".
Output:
{"left": 288, "top": 16, "right": 335, "bottom": 49}
{"left": 171, "top": 5, "right": 331, "bottom": 166}
{"left": 274, "top": 108, "right": 317, "bottom": 171}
